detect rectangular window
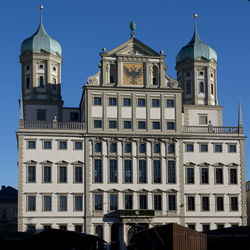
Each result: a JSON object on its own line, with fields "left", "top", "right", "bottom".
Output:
{"left": 27, "top": 225, "right": 36, "bottom": 234}
{"left": 186, "top": 80, "right": 191, "bottom": 95}
{"left": 70, "top": 112, "right": 79, "bottom": 121}
{"left": 94, "top": 159, "right": 102, "bottom": 183}
{"left": 28, "top": 141, "right": 36, "bottom": 149}
{"left": 167, "top": 122, "right": 175, "bottom": 130}
{"left": 139, "top": 195, "right": 147, "bottom": 210}
{"left": 74, "top": 141, "right": 83, "bottom": 150}
{"left": 139, "top": 159, "right": 147, "bottom": 183}
{"left": 154, "top": 195, "right": 162, "bottom": 211}
{"left": 123, "top": 98, "right": 131, "bottom": 106}
{"left": 188, "top": 224, "right": 196, "bottom": 230}
{"left": 202, "top": 224, "right": 210, "bottom": 232}
{"left": 152, "top": 99, "right": 160, "bottom": 107}
{"left": 187, "top": 196, "right": 195, "bottom": 211}
{"left": 200, "top": 144, "right": 208, "bottom": 152}
{"left": 59, "top": 196, "right": 67, "bottom": 211}
{"left": 166, "top": 99, "right": 175, "bottom": 108}
{"left": 95, "top": 142, "right": 102, "bottom": 153}
{"left": 59, "top": 225, "right": 67, "bottom": 231}
{"left": 154, "top": 143, "right": 160, "bottom": 154}
{"left": 138, "top": 98, "right": 146, "bottom": 107}
{"left": 139, "top": 143, "right": 146, "bottom": 154}
{"left": 199, "top": 82, "right": 204, "bottom": 93}
{"left": 168, "top": 144, "right": 175, "bottom": 154}
{"left": 110, "top": 194, "right": 118, "bottom": 211}
{"left": 94, "top": 120, "right": 102, "bottom": 128}
{"left": 110, "top": 159, "right": 118, "bottom": 183}
{"left": 124, "top": 159, "right": 132, "bottom": 183}
{"left": 109, "top": 98, "right": 117, "bottom": 106}
{"left": 27, "top": 196, "right": 36, "bottom": 211}
{"left": 43, "top": 141, "right": 52, "bottom": 149}
{"left": 74, "top": 196, "right": 83, "bottom": 211}
{"left": 59, "top": 166, "right": 67, "bottom": 183}
{"left": 43, "top": 196, "right": 52, "bottom": 211}
{"left": 124, "top": 143, "right": 131, "bottom": 153}
{"left": 216, "top": 196, "right": 224, "bottom": 211}
{"left": 186, "top": 168, "right": 194, "bottom": 184}
{"left": 201, "top": 168, "right": 209, "bottom": 184}
{"left": 59, "top": 141, "right": 67, "bottom": 150}
{"left": 109, "top": 120, "right": 117, "bottom": 129}
{"left": 214, "top": 144, "right": 222, "bottom": 152}
{"left": 125, "top": 195, "right": 133, "bottom": 209}
{"left": 94, "top": 97, "right": 102, "bottom": 105}
{"left": 28, "top": 166, "right": 36, "bottom": 183}
{"left": 186, "top": 144, "right": 194, "bottom": 152}
{"left": 95, "top": 195, "right": 103, "bottom": 211}
{"left": 110, "top": 142, "right": 117, "bottom": 153}
{"left": 231, "top": 197, "right": 238, "bottom": 211}
{"left": 217, "top": 224, "right": 224, "bottom": 229}
{"left": 202, "top": 197, "right": 209, "bottom": 211}
{"left": 75, "top": 225, "right": 82, "bottom": 233}
{"left": 74, "top": 166, "right": 83, "bottom": 183}
{"left": 230, "top": 169, "right": 237, "bottom": 184}
{"left": 199, "top": 115, "right": 208, "bottom": 125}
{"left": 215, "top": 168, "right": 223, "bottom": 184}
{"left": 153, "top": 160, "right": 161, "bottom": 183}
{"left": 37, "top": 110, "right": 46, "bottom": 121}
{"left": 168, "top": 161, "right": 176, "bottom": 183}
{"left": 152, "top": 121, "right": 161, "bottom": 130}
{"left": 43, "top": 166, "right": 51, "bottom": 183}
{"left": 229, "top": 144, "right": 237, "bottom": 153}
{"left": 124, "top": 121, "right": 132, "bottom": 129}
{"left": 168, "top": 195, "right": 176, "bottom": 211}
{"left": 138, "top": 121, "right": 146, "bottom": 129}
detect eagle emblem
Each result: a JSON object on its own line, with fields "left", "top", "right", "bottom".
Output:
{"left": 123, "top": 65, "right": 143, "bottom": 85}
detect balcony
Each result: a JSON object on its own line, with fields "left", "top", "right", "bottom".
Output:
{"left": 182, "top": 126, "right": 243, "bottom": 134}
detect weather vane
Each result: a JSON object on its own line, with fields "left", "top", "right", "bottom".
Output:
{"left": 130, "top": 21, "right": 136, "bottom": 38}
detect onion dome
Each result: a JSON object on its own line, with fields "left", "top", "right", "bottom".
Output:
{"left": 21, "top": 6, "right": 62, "bottom": 56}
{"left": 176, "top": 14, "right": 217, "bottom": 64}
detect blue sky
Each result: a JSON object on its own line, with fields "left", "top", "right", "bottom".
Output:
{"left": 0, "top": 0, "right": 249, "bottom": 188}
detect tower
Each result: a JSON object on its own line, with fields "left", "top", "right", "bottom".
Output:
{"left": 20, "top": 6, "right": 63, "bottom": 122}
{"left": 176, "top": 14, "right": 218, "bottom": 106}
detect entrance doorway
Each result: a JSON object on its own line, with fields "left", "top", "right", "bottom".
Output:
{"left": 127, "top": 223, "right": 149, "bottom": 245}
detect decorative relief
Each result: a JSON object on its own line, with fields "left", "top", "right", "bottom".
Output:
{"left": 123, "top": 63, "right": 144, "bottom": 85}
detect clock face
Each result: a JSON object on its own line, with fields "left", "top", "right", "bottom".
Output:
{"left": 123, "top": 63, "right": 144, "bottom": 85}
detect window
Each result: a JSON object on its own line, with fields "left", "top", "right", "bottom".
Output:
{"left": 138, "top": 121, "right": 146, "bottom": 129}
{"left": 186, "top": 144, "right": 194, "bottom": 152}
{"left": 152, "top": 99, "right": 160, "bottom": 107}
{"left": 110, "top": 64, "right": 116, "bottom": 83}
{"left": 123, "top": 98, "right": 131, "bottom": 106}
{"left": 74, "top": 196, "right": 83, "bottom": 211}
{"left": 154, "top": 143, "right": 160, "bottom": 154}
{"left": 94, "top": 194, "right": 103, "bottom": 211}
{"left": 214, "top": 144, "right": 222, "bottom": 152}
{"left": 75, "top": 225, "right": 82, "bottom": 233}
{"left": 26, "top": 77, "right": 30, "bottom": 89}
{"left": 37, "top": 110, "right": 46, "bottom": 121}
{"left": 229, "top": 144, "right": 236, "bottom": 153}
{"left": 94, "top": 159, "right": 102, "bottom": 183}
{"left": 124, "top": 159, "right": 132, "bottom": 183}
{"left": 26, "top": 65, "right": 30, "bottom": 70}
{"left": 95, "top": 142, "right": 102, "bottom": 153}
{"left": 199, "top": 82, "right": 204, "bottom": 93}
{"left": 43, "top": 225, "right": 51, "bottom": 231}
{"left": 43, "top": 166, "right": 51, "bottom": 183}
{"left": 53, "top": 67, "right": 56, "bottom": 71}
{"left": 186, "top": 168, "right": 194, "bottom": 184}
{"left": 215, "top": 168, "right": 223, "bottom": 184}
{"left": 39, "top": 76, "right": 44, "bottom": 88}
{"left": 124, "top": 121, "right": 132, "bottom": 129}
{"left": 200, "top": 144, "right": 208, "bottom": 152}
{"left": 94, "top": 120, "right": 102, "bottom": 128}
{"left": 230, "top": 169, "right": 237, "bottom": 184}
{"left": 211, "top": 84, "right": 214, "bottom": 95}
{"left": 59, "top": 196, "right": 67, "bottom": 211}
{"left": 43, "top": 141, "right": 52, "bottom": 149}
{"left": 74, "top": 166, "right": 83, "bottom": 183}
{"left": 187, "top": 196, "right": 195, "bottom": 211}
{"left": 59, "top": 141, "right": 67, "bottom": 150}
{"left": 139, "top": 143, "right": 146, "bottom": 154}
{"left": 39, "top": 64, "right": 44, "bottom": 69}
{"left": 217, "top": 224, "right": 224, "bottom": 229}
{"left": 167, "top": 161, "right": 176, "bottom": 183}
{"left": 110, "top": 194, "right": 118, "bottom": 211}
{"left": 166, "top": 99, "right": 175, "bottom": 108}
{"left": 139, "top": 195, "right": 147, "bottom": 210}
{"left": 109, "top": 120, "right": 117, "bottom": 129}
{"left": 74, "top": 141, "right": 82, "bottom": 150}
{"left": 28, "top": 166, "right": 36, "bottom": 182}
{"left": 152, "top": 121, "right": 161, "bottom": 130}
{"left": 187, "top": 224, "right": 196, "bottom": 230}
{"left": 59, "top": 225, "right": 67, "bottom": 231}
{"left": 70, "top": 112, "right": 79, "bottom": 121}
{"left": 109, "top": 98, "right": 117, "bottom": 106}
{"left": 216, "top": 196, "right": 224, "bottom": 211}
{"left": 153, "top": 160, "right": 161, "bottom": 183}
{"left": 1, "top": 209, "right": 6, "bottom": 220}
{"left": 109, "top": 159, "right": 118, "bottom": 183}
{"left": 152, "top": 66, "right": 159, "bottom": 85}
{"left": 199, "top": 115, "right": 208, "bottom": 125}
{"left": 202, "top": 224, "right": 210, "bottom": 232}
{"left": 27, "top": 196, "right": 36, "bottom": 211}
{"left": 110, "top": 143, "right": 117, "bottom": 153}
{"left": 139, "top": 159, "right": 147, "bottom": 183}
{"left": 124, "top": 143, "right": 131, "bottom": 153}
{"left": 201, "top": 196, "right": 209, "bottom": 211}
{"left": 168, "top": 195, "right": 176, "bottom": 211}
{"left": 27, "top": 225, "right": 36, "bottom": 233}
{"left": 59, "top": 166, "right": 67, "bottom": 183}
{"left": 43, "top": 196, "right": 52, "bottom": 211}
{"left": 125, "top": 194, "right": 133, "bottom": 209}
{"left": 154, "top": 195, "right": 162, "bottom": 211}
{"left": 230, "top": 197, "right": 238, "bottom": 211}
{"left": 95, "top": 225, "right": 104, "bottom": 239}
{"left": 138, "top": 98, "right": 146, "bottom": 107}
{"left": 201, "top": 168, "right": 209, "bottom": 184}
{"left": 167, "top": 122, "right": 175, "bottom": 130}
{"left": 168, "top": 143, "right": 175, "bottom": 154}
{"left": 186, "top": 80, "right": 191, "bottom": 95}
{"left": 94, "top": 97, "right": 102, "bottom": 105}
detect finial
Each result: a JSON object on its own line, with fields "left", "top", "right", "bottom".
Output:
{"left": 40, "top": 5, "right": 44, "bottom": 10}
{"left": 102, "top": 48, "right": 106, "bottom": 53}
{"left": 39, "top": 5, "right": 44, "bottom": 25}
{"left": 193, "top": 13, "right": 198, "bottom": 19}
{"left": 130, "top": 21, "right": 136, "bottom": 38}
{"left": 160, "top": 50, "right": 164, "bottom": 55}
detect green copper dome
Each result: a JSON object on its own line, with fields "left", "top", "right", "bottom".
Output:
{"left": 21, "top": 13, "right": 62, "bottom": 56}
{"left": 176, "top": 21, "right": 217, "bottom": 64}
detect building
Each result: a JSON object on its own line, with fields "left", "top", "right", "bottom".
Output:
{"left": 17, "top": 7, "right": 247, "bottom": 249}
{"left": 246, "top": 181, "right": 250, "bottom": 225}
{"left": 0, "top": 186, "right": 18, "bottom": 232}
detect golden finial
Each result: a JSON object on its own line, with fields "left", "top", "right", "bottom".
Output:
{"left": 40, "top": 5, "right": 44, "bottom": 10}
{"left": 193, "top": 13, "right": 198, "bottom": 19}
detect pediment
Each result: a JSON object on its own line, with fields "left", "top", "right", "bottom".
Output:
{"left": 71, "top": 160, "right": 84, "bottom": 165}
{"left": 151, "top": 189, "right": 164, "bottom": 193}
{"left": 121, "top": 188, "right": 135, "bottom": 193}
{"left": 226, "top": 163, "right": 239, "bottom": 167}
{"left": 40, "top": 160, "right": 53, "bottom": 164}
{"left": 107, "top": 189, "right": 119, "bottom": 193}
{"left": 137, "top": 189, "right": 149, "bottom": 193}
{"left": 56, "top": 160, "right": 68, "bottom": 165}
{"left": 198, "top": 162, "right": 210, "bottom": 167}
{"left": 91, "top": 188, "right": 104, "bottom": 193}
{"left": 165, "top": 189, "right": 178, "bottom": 193}
{"left": 213, "top": 162, "right": 224, "bottom": 167}
{"left": 24, "top": 160, "right": 37, "bottom": 164}
{"left": 184, "top": 162, "right": 196, "bottom": 166}
{"left": 106, "top": 38, "right": 160, "bottom": 57}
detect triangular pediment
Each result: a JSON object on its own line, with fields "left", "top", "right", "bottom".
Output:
{"left": 40, "top": 160, "right": 53, "bottom": 165}
{"left": 24, "top": 160, "right": 37, "bottom": 164}
{"left": 71, "top": 160, "right": 84, "bottom": 165}
{"left": 56, "top": 160, "right": 68, "bottom": 165}
{"left": 106, "top": 38, "right": 160, "bottom": 57}
{"left": 91, "top": 188, "right": 104, "bottom": 193}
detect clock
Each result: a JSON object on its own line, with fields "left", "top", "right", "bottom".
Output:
{"left": 123, "top": 63, "right": 144, "bottom": 85}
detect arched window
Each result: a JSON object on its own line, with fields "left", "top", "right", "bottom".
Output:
{"left": 39, "top": 76, "right": 44, "bottom": 88}
{"left": 110, "top": 64, "right": 116, "bottom": 83}
{"left": 95, "top": 225, "right": 103, "bottom": 239}
{"left": 26, "top": 77, "right": 30, "bottom": 89}
{"left": 152, "top": 66, "right": 159, "bottom": 85}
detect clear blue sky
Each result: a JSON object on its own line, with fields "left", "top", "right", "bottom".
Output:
{"left": 0, "top": 0, "right": 249, "bottom": 188}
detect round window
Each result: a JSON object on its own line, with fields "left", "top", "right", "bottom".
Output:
{"left": 39, "top": 65, "right": 43, "bottom": 69}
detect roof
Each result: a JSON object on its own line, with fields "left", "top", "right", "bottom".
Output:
{"left": 0, "top": 186, "right": 17, "bottom": 203}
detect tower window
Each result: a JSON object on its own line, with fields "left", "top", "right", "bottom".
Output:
{"left": 53, "top": 67, "right": 56, "bottom": 71}
{"left": 186, "top": 72, "right": 190, "bottom": 77}
{"left": 186, "top": 80, "right": 191, "bottom": 95}
{"left": 37, "top": 110, "right": 46, "bottom": 121}
{"left": 39, "top": 76, "right": 44, "bottom": 88}
{"left": 26, "top": 66, "right": 30, "bottom": 70}
{"left": 211, "top": 84, "right": 214, "bottom": 95}
{"left": 26, "top": 77, "right": 30, "bottom": 89}
{"left": 199, "top": 82, "right": 204, "bottom": 93}
{"left": 200, "top": 71, "right": 204, "bottom": 76}
{"left": 39, "top": 65, "right": 43, "bottom": 69}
